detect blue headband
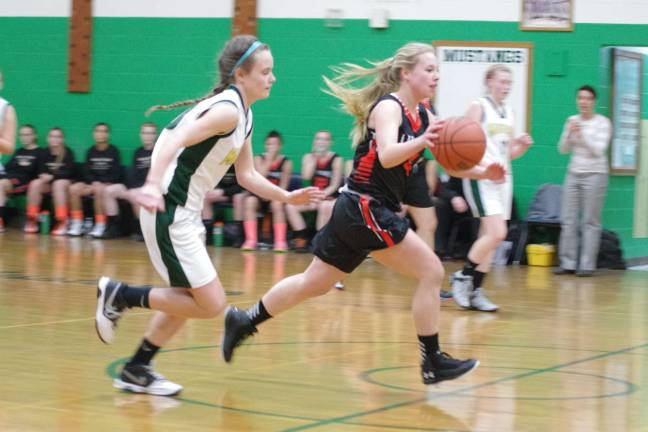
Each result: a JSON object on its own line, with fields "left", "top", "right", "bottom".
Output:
{"left": 230, "top": 41, "right": 263, "bottom": 76}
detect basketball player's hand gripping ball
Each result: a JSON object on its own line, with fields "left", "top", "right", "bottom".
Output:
{"left": 417, "top": 119, "right": 446, "bottom": 151}
{"left": 432, "top": 117, "right": 486, "bottom": 171}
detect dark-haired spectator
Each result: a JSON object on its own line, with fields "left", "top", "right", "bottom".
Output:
{"left": 67, "top": 122, "right": 123, "bottom": 237}
{"left": 434, "top": 174, "right": 475, "bottom": 259}
{"left": 0, "top": 124, "right": 43, "bottom": 232}
{"left": 242, "top": 130, "right": 292, "bottom": 251}
{"left": 286, "top": 130, "right": 343, "bottom": 252}
{"left": 555, "top": 85, "right": 612, "bottom": 277}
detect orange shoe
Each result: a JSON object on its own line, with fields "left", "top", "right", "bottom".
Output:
{"left": 0, "top": 218, "right": 5, "bottom": 233}
{"left": 23, "top": 219, "right": 39, "bottom": 234}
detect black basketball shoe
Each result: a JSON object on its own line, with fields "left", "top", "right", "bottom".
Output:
{"left": 421, "top": 352, "right": 479, "bottom": 384}
{"left": 221, "top": 306, "right": 257, "bottom": 363}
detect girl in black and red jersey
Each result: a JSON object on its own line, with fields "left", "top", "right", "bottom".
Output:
{"left": 23, "top": 127, "right": 76, "bottom": 235}
{"left": 285, "top": 130, "right": 343, "bottom": 252}
{"left": 0, "top": 124, "right": 44, "bottom": 232}
{"left": 222, "top": 42, "right": 505, "bottom": 384}
{"left": 241, "top": 130, "right": 293, "bottom": 251}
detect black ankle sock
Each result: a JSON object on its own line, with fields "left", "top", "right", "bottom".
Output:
{"left": 247, "top": 300, "right": 272, "bottom": 326}
{"left": 462, "top": 259, "right": 478, "bottom": 277}
{"left": 293, "top": 229, "right": 308, "bottom": 239}
{"left": 417, "top": 333, "right": 440, "bottom": 363}
{"left": 133, "top": 219, "right": 142, "bottom": 235}
{"left": 472, "top": 270, "right": 486, "bottom": 289}
{"left": 119, "top": 284, "right": 152, "bottom": 308}
{"left": 127, "top": 338, "right": 160, "bottom": 366}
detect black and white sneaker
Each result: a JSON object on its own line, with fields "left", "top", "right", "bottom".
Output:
{"left": 113, "top": 363, "right": 183, "bottom": 397}
{"left": 95, "top": 276, "right": 127, "bottom": 344}
{"left": 221, "top": 306, "right": 257, "bottom": 363}
{"left": 421, "top": 352, "right": 479, "bottom": 384}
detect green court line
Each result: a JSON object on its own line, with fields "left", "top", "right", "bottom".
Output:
{"left": 104, "top": 340, "right": 645, "bottom": 430}
{"left": 281, "top": 341, "right": 648, "bottom": 431}
{"left": 360, "top": 365, "right": 637, "bottom": 400}
{"left": 340, "top": 421, "right": 471, "bottom": 432}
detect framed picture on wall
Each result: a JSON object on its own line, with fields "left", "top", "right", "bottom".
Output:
{"left": 433, "top": 41, "right": 534, "bottom": 134}
{"left": 610, "top": 49, "right": 643, "bottom": 175}
{"left": 520, "top": 0, "right": 573, "bottom": 31}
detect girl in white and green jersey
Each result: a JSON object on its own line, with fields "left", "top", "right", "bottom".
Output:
{"left": 94, "top": 35, "right": 323, "bottom": 396}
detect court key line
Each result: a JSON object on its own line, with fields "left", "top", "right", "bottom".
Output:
{"left": 0, "top": 300, "right": 251, "bottom": 330}
{"left": 0, "top": 312, "right": 152, "bottom": 330}
{"left": 282, "top": 341, "right": 648, "bottom": 431}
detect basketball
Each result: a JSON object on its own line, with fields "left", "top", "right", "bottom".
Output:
{"left": 432, "top": 116, "right": 486, "bottom": 171}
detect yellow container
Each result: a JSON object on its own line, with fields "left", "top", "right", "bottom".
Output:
{"left": 526, "top": 243, "right": 556, "bottom": 267}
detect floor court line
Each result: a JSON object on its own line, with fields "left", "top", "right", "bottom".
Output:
{"left": 281, "top": 341, "right": 648, "bottom": 431}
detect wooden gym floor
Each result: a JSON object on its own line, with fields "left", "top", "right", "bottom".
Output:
{"left": 0, "top": 231, "right": 647, "bottom": 431}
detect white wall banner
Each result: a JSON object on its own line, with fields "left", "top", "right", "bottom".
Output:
{"left": 434, "top": 41, "right": 534, "bottom": 135}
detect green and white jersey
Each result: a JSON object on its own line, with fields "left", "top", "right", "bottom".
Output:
{"left": 155, "top": 86, "right": 252, "bottom": 212}
{"left": 0, "top": 97, "right": 9, "bottom": 129}
{"left": 479, "top": 97, "right": 514, "bottom": 172}
{"left": 0, "top": 97, "right": 9, "bottom": 172}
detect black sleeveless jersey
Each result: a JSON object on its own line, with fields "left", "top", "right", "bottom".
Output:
{"left": 312, "top": 152, "right": 340, "bottom": 190}
{"left": 264, "top": 154, "right": 287, "bottom": 186}
{"left": 346, "top": 94, "right": 429, "bottom": 211}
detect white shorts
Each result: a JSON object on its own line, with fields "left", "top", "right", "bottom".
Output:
{"left": 140, "top": 204, "right": 215, "bottom": 288}
{"left": 463, "top": 176, "right": 513, "bottom": 220}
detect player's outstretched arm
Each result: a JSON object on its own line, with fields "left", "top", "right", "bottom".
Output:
{"left": 236, "top": 137, "right": 324, "bottom": 205}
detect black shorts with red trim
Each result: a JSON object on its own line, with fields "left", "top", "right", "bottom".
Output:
{"left": 222, "top": 184, "right": 244, "bottom": 198}
{"left": 0, "top": 176, "right": 30, "bottom": 194}
{"left": 402, "top": 161, "right": 433, "bottom": 208}
{"left": 312, "top": 192, "right": 410, "bottom": 273}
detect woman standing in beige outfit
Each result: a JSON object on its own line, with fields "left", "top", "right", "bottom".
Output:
{"left": 555, "top": 85, "right": 612, "bottom": 276}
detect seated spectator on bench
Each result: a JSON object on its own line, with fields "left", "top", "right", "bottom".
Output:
{"left": 202, "top": 165, "right": 246, "bottom": 246}
{"left": 286, "top": 130, "right": 343, "bottom": 252}
{"left": 101, "top": 122, "right": 156, "bottom": 240}
{"left": 435, "top": 173, "right": 475, "bottom": 259}
{"left": 24, "top": 127, "right": 75, "bottom": 234}
{"left": 242, "top": 130, "right": 292, "bottom": 252}
{"left": 0, "top": 124, "right": 44, "bottom": 232}
{"left": 67, "top": 122, "right": 123, "bottom": 237}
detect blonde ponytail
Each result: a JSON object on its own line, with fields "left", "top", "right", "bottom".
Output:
{"left": 323, "top": 42, "right": 435, "bottom": 146}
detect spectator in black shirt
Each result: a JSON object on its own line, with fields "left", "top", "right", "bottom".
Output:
{"left": 434, "top": 174, "right": 476, "bottom": 259}
{"left": 23, "top": 127, "right": 76, "bottom": 234}
{"left": 0, "top": 124, "right": 43, "bottom": 232}
{"left": 101, "top": 122, "right": 157, "bottom": 239}
{"left": 202, "top": 164, "right": 247, "bottom": 246}
{"left": 67, "top": 122, "right": 123, "bottom": 237}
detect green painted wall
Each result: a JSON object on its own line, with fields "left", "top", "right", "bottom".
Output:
{"left": 1, "top": 17, "right": 648, "bottom": 257}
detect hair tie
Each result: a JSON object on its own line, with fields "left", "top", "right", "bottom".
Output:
{"left": 230, "top": 41, "right": 263, "bottom": 76}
